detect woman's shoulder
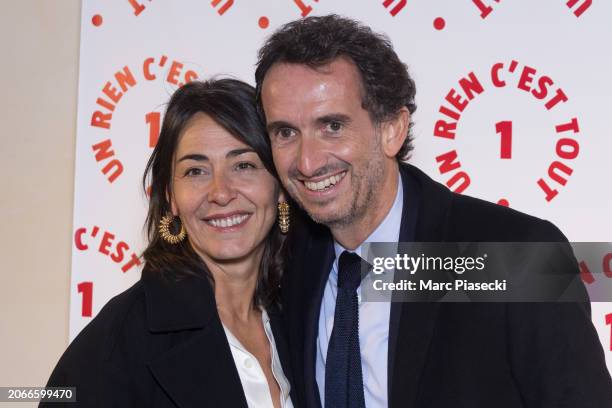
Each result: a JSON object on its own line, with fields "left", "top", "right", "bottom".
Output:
{"left": 77, "top": 279, "right": 147, "bottom": 349}
{"left": 45, "top": 280, "right": 147, "bottom": 387}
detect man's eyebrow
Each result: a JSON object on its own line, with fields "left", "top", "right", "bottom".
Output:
{"left": 317, "top": 114, "right": 351, "bottom": 125}
{"left": 177, "top": 153, "right": 208, "bottom": 162}
{"left": 226, "top": 148, "right": 255, "bottom": 158}
{"left": 266, "top": 121, "right": 295, "bottom": 133}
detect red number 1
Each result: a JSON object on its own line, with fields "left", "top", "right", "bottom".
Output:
{"left": 606, "top": 313, "right": 612, "bottom": 351}
{"left": 77, "top": 282, "right": 93, "bottom": 317}
{"left": 146, "top": 112, "right": 161, "bottom": 148}
{"left": 495, "top": 120, "right": 512, "bottom": 159}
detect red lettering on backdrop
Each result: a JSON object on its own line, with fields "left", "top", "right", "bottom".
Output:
{"left": 122, "top": 253, "right": 142, "bottom": 273}
{"left": 472, "top": 0, "right": 501, "bottom": 19}
{"left": 495, "top": 121, "right": 512, "bottom": 159}
{"left": 606, "top": 313, "right": 612, "bottom": 351}
{"left": 89, "top": 57, "right": 200, "bottom": 183}
{"left": 74, "top": 228, "right": 88, "bottom": 250}
{"left": 472, "top": 1, "right": 591, "bottom": 19}
{"left": 604, "top": 253, "right": 612, "bottom": 279}
{"left": 127, "top": 0, "right": 146, "bottom": 16}
{"left": 383, "top": 0, "right": 407, "bottom": 17}
{"left": 293, "top": 0, "right": 319, "bottom": 17}
{"left": 436, "top": 150, "right": 462, "bottom": 174}
{"left": 536, "top": 118, "right": 580, "bottom": 202}
{"left": 167, "top": 61, "right": 184, "bottom": 85}
{"left": 211, "top": 0, "right": 234, "bottom": 15}
{"left": 91, "top": 140, "right": 123, "bottom": 183}
{"left": 143, "top": 58, "right": 156, "bottom": 80}
{"left": 566, "top": 0, "right": 592, "bottom": 17}
{"left": 447, "top": 172, "right": 471, "bottom": 194}
{"left": 146, "top": 112, "right": 161, "bottom": 147}
{"left": 77, "top": 282, "right": 93, "bottom": 317}
{"left": 90, "top": 58, "right": 198, "bottom": 127}
{"left": 434, "top": 61, "right": 580, "bottom": 204}
{"left": 99, "top": 232, "right": 115, "bottom": 256}
{"left": 579, "top": 261, "right": 595, "bottom": 284}
{"left": 577, "top": 252, "right": 612, "bottom": 284}
{"left": 73, "top": 226, "right": 142, "bottom": 273}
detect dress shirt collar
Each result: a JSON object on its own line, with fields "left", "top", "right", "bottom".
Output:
{"left": 333, "top": 174, "right": 404, "bottom": 262}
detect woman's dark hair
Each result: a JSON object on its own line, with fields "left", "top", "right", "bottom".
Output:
{"left": 255, "top": 14, "right": 417, "bottom": 161}
{"left": 142, "top": 79, "right": 286, "bottom": 308}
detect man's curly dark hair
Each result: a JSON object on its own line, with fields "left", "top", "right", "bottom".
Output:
{"left": 255, "top": 14, "right": 417, "bottom": 161}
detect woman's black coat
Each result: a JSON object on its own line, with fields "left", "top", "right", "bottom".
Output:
{"left": 42, "top": 267, "right": 296, "bottom": 407}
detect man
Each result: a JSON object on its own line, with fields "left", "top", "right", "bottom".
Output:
{"left": 255, "top": 15, "right": 612, "bottom": 407}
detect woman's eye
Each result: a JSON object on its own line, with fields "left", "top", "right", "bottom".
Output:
{"left": 236, "top": 162, "right": 256, "bottom": 171}
{"left": 184, "top": 168, "right": 205, "bottom": 177}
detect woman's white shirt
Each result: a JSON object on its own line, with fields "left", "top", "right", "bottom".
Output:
{"left": 222, "top": 309, "right": 294, "bottom": 408}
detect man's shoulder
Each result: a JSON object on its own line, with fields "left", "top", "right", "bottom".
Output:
{"left": 446, "top": 191, "right": 566, "bottom": 242}
{"left": 400, "top": 163, "right": 566, "bottom": 242}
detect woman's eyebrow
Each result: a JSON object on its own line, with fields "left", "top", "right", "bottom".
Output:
{"left": 177, "top": 148, "right": 254, "bottom": 162}
{"left": 177, "top": 153, "right": 208, "bottom": 162}
{"left": 226, "top": 148, "right": 255, "bottom": 158}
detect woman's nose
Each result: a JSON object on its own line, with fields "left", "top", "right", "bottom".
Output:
{"left": 207, "top": 171, "right": 236, "bottom": 205}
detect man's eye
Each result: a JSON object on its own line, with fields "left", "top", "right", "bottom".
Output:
{"left": 277, "top": 128, "right": 296, "bottom": 139}
{"left": 326, "top": 121, "right": 343, "bottom": 132}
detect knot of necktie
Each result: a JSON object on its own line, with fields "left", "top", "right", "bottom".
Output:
{"left": 338, "top": 251, "right": 365, "bottom": 291}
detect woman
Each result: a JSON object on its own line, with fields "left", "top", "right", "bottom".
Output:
{"left": 44, "top": 79, "right": 295, "bottom": 407}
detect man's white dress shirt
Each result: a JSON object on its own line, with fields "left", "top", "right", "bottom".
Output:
{"left": 316, "top": 177, "right": 403, "bottom": 407}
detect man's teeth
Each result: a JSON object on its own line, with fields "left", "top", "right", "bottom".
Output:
{"left": 207, "top": 214, "right": 249, "bottom": 228}
{"left": 304, "top": 172, "right": 346, "bottom": 192}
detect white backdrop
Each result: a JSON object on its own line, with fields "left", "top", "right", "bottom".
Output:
{"left": 70, "top": 0, "right": 612, "bottom": 375}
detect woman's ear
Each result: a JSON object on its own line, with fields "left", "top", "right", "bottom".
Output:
{"left": 167, "top": 189, "right": 178, "bottom": 216}
{"left": 380, "top": 107, "right": 410, "bottom": 158}
{"left": 278, "top": 189, "right": 287, "bottom": 204}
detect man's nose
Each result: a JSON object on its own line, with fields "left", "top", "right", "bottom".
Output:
{"left": 296, "top": 135, "right": 327, "bottom": 178}
{"left": 208, "top": 171, "right": 236, "bottom": 205}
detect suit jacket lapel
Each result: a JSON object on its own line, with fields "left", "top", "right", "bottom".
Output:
{"left": 142, "top": 270, "right": 248, "bottom": 408}
{"left": 388, "top": 165, "right": 420, "bottom": 397}
{"left": 303, "top": 229, "right": 335, "bottom": 408}
{"left": 389, "top": 164, "right": 452, "bottom": 407}
{"left": 268, "top": 305, "right": 298, "bottom": 404}
{"left": 148, "top": 324, "right": 248, "bottom": 408}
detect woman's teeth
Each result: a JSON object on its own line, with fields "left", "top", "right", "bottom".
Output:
{"left": 304, "top": 171, "right": 346, "bottom": 192}
{"left": 207, "top": 214, "right": 249, "bottom": 228}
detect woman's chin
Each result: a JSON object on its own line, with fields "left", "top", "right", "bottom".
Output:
{"left": 199, "top": 242, "right": 257, "bottom": 264}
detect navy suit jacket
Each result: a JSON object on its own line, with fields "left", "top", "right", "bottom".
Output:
{"left": 282, "top": 163, "right": 612, "bottom": 407}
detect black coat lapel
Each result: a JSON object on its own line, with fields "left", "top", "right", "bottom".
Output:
{"left": 303, "top": 228, "right": 335, "bottom": 408}
{"left": 148, "top": 323, "right": 248, "bottom": 408}
{"left": 142, "top": 270, "right": 248, "bottom": 408}
{"left": 389, "top": 164, "right": 453, "bottom": 407}
{"left": 388, "top": 165, "right": 420, "bottom": 396}
{"left": 268, "top": 305, "right": 298, "bottom": 405}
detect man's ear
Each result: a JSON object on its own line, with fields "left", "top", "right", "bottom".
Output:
{"left": 380, "top": 107, "right": 410, "bottom": 158}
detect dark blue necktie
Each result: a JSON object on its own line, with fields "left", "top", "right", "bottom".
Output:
{"left": 325, "top": 251, "right": 366, "bottom": 408}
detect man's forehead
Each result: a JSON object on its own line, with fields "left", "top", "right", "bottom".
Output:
{"left": 265, "top": 57, "right": 360, "bottom": 84}
{"left": 262, "top": 57, "right": 363, "bottom": 103}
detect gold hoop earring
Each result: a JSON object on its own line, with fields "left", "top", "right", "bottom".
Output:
{"left": 278, "top": 202, "right": 290, "bottom": 234}
{"left": 159, "top": 213, "right": 186, "bottom": 244}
